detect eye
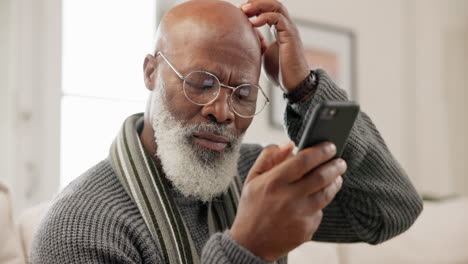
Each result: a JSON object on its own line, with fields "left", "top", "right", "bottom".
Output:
{"left": 238, "top": 86, "right": 250, "bottom": 98}
{"left": 201, "top": 78, "right": 215, "bottom": 90}
{"left": 185, "top": 71, "right": 218, "bottom": 91}
{"left": 233, "top": 85, "right": 257, "bottom": 103}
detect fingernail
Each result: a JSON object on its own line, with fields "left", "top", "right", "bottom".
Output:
{"left": 336, "top": 176, "right": 343, "bottom": 187}
{"left": 278, "top": 141, "right": 293, "bottom": 151}
{"left": 336, "top": 159, "right": 347, "bottom": 169}
{"left": 325, "top": 143, "right": 336, "bottom": 155}
{"left": 241, "top": 3, "right": 252, "bottom": 10}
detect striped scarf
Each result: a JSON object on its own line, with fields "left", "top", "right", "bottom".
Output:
{"left": 109, "top": 113, "right": 244, "bottom": 264}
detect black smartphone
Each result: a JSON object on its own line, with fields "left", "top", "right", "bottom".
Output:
{"left": 297, "top": 101, "right": 360, "bottom": 158}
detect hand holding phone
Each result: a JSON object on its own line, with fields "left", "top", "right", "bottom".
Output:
{"left": 298, "top": 101, "right": 360, "bottom": 159}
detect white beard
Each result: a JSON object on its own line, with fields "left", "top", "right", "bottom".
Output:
{"left": 150, "top": 86, "right": 243, "bottom": 202}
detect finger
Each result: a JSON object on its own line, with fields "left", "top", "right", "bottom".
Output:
{"left": 250, "top": 12, "right": 291, "bottom": 34}
{"left": 245, "top": 141, "right": 294, "bottom": 183}
{"left": 250, "top": 13, "right": 298, "bottom": 44}
{"left": 262, "top": 41, "right": 280, "bottom": 84}
{"left": 270, "top": 142, "right": 337, "bottom": 184}
{"left": 240, "top": 0, "right": 290, "bottom": 19}
{"left": 307, "top": 176, "right": 343, "bottom": 212}
{"left": 292, "top": 158, "right": 347, "bottom": 196}
{"left": 303, "top": 210, "right": 323, "bottom": 241}
{"left": 255, "top": 28, "right": 268, "bottom": 54}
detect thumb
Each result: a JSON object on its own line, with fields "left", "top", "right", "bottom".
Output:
{"left": 262, "top": 41, "right": 280, "bottom": 85}
{"left": 245, "top": 141, "right": 294, "bottom": 183}
{"left": 255, "top": 28, "right": 268, "bottom": 55}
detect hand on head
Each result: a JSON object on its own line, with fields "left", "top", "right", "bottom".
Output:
{"left": 240, "top": 0, "right": 311, "bottom": 91}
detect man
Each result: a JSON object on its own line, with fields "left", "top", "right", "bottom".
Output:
{"left": 31, "top": 0, "right": 423, "bottom": 263}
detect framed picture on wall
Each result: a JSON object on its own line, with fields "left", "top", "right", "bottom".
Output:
{"left": 268, "top": 19, "right": 356, "bottom": 128}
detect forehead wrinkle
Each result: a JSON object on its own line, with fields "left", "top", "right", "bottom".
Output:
{"left": 162, "top": 18, "right": 259, "bottom": 58}
{"left": 155, "top": 0, "right": 261, "bottom": 59}
{"left": 183, "top": 57, "right": 259, "bottom": 86}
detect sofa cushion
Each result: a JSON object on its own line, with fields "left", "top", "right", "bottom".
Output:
{"left": 339, "top": 197, "right": 468, "bottom": 264}
{"left": 289, "top": 241, "right": 340, "bottom": 264}
{"left": 0, "top": 183, "right": 26, "bottom": 264}
{"left": 18, "top": 202, "right": 50, "bottom": 262}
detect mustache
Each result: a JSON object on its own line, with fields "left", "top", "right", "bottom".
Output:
{"left": 182, "top": 123, "right": 239, "bottom": 145}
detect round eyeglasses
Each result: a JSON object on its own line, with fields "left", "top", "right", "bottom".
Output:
{"left": 155, "top": 52, "right": 269, "bottom": 118}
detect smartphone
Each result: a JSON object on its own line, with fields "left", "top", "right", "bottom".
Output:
{"left": 297, "top": 101, "right": 360, "bottom": 158}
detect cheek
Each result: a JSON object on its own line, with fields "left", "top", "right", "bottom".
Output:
{"left": 235, "top": 117, "right": 253, "bottom": 136}
{"left": 164, "top": 85, "right": 200, "bottom": 122}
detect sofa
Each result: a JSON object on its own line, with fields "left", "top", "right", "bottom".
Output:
{"left": 1, "top": 182, "right": 468, "bottom": 264}
{"left": 0, "top": 183, "right": 25, "bottom": 264}
{"left": 288, "top": 197, "right": 468, "bottom": 264}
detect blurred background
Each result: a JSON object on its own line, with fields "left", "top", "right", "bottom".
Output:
{"left": 0, "top": 0, "right": 467, "bottom": 263}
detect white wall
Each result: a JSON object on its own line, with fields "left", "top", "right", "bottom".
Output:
{"left": 410, "top": 0, "right": 468, "bottom": 196}
{"left": 0, "top": 0, "right": 15, "bottom": 205}
{"left": 0, "top": 0, "right": 62, "bottom": 211}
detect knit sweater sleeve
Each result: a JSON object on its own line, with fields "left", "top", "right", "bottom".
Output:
{"left": 284, "top": 69, "right": 423, "bottom": 244}
{"left": 201, "top": 231, "right": 272, "bottom": 264}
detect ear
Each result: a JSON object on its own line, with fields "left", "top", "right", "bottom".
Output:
{"left": 144, "top": 54, "right": 157, "bottom": 91}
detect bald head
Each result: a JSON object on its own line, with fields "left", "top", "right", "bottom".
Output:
{"left": 155, "top": 0, "right": 261, "bottom": 66}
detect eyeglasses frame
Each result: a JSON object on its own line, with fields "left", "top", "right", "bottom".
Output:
{"left": 155, "top": 51, "right": 270, "bottom": 118}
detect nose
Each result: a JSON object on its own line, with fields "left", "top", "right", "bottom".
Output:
{"left": 200, "top": 88, "right": 235, "bottom": 124}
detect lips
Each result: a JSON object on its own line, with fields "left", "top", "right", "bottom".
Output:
{"left": 192, "top": 132, "right": 230, "bottom": 151}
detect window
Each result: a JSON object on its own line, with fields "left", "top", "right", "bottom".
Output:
{"left": 61, "top": 0, "right": 155, "bottom": 187}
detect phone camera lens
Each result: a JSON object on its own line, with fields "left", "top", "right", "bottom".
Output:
{"left": 321, "top": 108, "right": 337, "bottom": 119}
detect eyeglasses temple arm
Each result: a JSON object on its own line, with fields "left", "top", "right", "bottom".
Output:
{"left": 259, "top": 86, "right": 270, "bottom": 103}
{"left": 155, "top": 52, "right": 185, "bottom": 80}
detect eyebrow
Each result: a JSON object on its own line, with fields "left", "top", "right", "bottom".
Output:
{"left": 192, "top": 66, "right": 256, "bottom": 87}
